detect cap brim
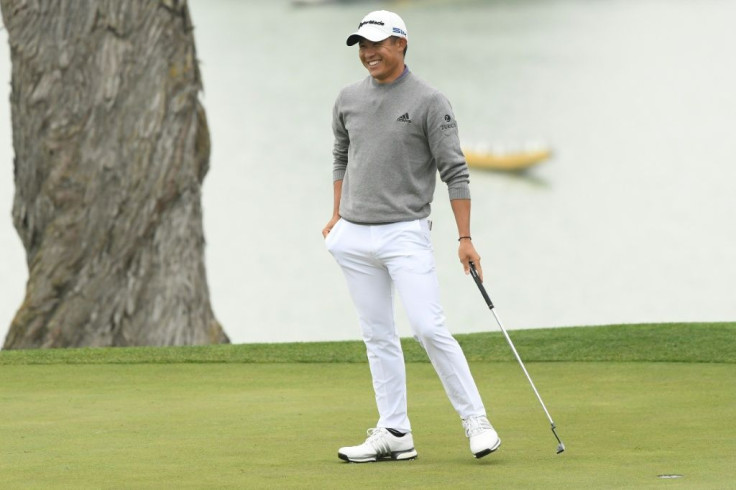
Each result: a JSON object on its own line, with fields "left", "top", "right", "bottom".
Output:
{"left": 346, "top": 25, "right": 391, "bottom": 46}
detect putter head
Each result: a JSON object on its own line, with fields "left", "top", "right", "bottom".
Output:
{"left": 551, "top": 425, "right": 565, "bottom": 454}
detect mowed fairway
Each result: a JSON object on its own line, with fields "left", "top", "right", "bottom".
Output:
{"left": 1, "top": 324, "right": 734, "bottom": 488}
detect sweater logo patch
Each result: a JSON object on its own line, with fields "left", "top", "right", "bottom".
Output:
{"left": 396, "top": 112, "right": 412, "bottom": 123}
{"left": 440, "top": 114, "right": 457, "bottom": 131}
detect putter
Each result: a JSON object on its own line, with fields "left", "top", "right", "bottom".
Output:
{"left": 468, "top": 262, "right": 566, "bottom": 454}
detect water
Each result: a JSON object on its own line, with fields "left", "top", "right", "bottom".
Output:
{"left": 1, "top": 0, "right": 735, "bottom": 345}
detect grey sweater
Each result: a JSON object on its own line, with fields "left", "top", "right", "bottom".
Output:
{"left": 332, "top": 69, "right": 470, "bottom": 224}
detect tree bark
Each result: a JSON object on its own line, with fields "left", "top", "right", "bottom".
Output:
{"left": 1, "top": 0, "right": 229, "bottom": 348}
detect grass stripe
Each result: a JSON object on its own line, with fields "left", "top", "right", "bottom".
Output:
{"left": 1, "top": 322, "right": 733, "bottom": 364}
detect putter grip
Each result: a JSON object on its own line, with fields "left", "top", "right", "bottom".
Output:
{"left": 469, "top": 262, "right": 494, "bottom": 309}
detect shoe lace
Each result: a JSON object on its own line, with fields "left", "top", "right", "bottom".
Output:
{"left": 463, "top": 416, "right": 492, "bottom": 437}
{"left": 365, "top": 427, "right": 387, "bottom": 441}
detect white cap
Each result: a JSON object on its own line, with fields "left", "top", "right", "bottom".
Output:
{"left": 346, "top": 10, "right": 408, "bottom": 46}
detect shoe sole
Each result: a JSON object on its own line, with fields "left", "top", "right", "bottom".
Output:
{"left": 474, "top": 438, "right": 501, "bottom": 459}
{"left": 338, "top": 448, "right": 418, "bottom": 463}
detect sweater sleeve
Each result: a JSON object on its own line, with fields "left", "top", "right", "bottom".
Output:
{"left": 332, "top": 92, "right": 349, "bottom": 182}
{"left": 426, "top": 91, "right": 471, "bottom": 200}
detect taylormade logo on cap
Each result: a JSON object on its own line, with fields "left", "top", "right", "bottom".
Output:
{"left": 346, "top": 10, "right": 408, "bottom": 46}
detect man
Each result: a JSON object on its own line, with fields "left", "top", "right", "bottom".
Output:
{"left": 322, "top": 10, "right": 501, "bottom": 463}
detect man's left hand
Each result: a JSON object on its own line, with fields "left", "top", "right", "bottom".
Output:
{"left": 459, "top": 240, "right": 483, "bottom": 282}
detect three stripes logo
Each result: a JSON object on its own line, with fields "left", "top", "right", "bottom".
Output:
{"left": 396, "top": 112, "right": 412, "bottom": 123}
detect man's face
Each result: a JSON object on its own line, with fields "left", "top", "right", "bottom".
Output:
{"left": 358, "top": 37, "right": 406, "bottom": 83}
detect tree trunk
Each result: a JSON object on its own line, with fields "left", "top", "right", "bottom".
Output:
{"left": 1, "top": 0, "right": 229, "bottom": 348}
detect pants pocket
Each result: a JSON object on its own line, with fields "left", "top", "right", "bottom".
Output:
{"left": 324, "top": 218, "right": 343, "bottom": 252}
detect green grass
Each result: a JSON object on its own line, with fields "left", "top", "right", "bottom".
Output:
{"left": 1, "top": 322, "right": 734, "bottom": 489}
{"left": 1, "top": 322, "right": 734, "bottom": 364}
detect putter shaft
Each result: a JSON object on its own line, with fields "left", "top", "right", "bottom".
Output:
{"left": 469, "top": 262, "right": 565, "bottom": 454}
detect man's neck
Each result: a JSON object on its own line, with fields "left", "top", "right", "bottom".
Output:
{"left": 373, "top": 65, "right": 409, "bottom": 85}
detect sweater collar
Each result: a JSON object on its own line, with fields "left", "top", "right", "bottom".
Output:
{"left": 370, "top": 65, "right": 410, "bottom": 88}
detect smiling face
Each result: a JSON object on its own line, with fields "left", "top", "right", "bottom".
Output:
{"left": 358, "top": 36, "right": 407, "bottom": 83}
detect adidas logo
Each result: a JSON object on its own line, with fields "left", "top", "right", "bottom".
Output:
{"left": 396, "top": 112, "right": 412, "bottom": 123}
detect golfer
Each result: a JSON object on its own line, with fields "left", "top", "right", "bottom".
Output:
{"left": 323, "top": 10, "right": 500, "bottom": 463}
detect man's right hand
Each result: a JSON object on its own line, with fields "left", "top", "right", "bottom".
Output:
{"left": 324, "top": 180, "right": 344, "bottom": 238}
{"left": 322, "top": 216, "right": 340, "bottom": 238}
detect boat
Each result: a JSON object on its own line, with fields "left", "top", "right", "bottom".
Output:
{"left": 462, "top": 144, "right": 552, "bottom": 171}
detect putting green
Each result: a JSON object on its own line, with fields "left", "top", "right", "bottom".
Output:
{"left": 1, "top": 361, "right": 733, "bottom": 488}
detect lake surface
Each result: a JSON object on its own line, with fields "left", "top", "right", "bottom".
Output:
{"left": 1, "top": 0, "right": 735, "bottom": 344}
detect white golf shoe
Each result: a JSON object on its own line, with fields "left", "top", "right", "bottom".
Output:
{"left": 463, "top": 415, "right": 501, "bottom": 458}
{"left": 338, "top": 428, "right": 418, "bottom": 463}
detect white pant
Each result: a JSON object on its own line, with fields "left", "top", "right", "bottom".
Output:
{"left": 326, "top": 218, "right": 486, "bottom": 432}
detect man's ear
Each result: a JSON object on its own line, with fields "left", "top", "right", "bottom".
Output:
{"left": 393, "top": 37, "right": 407, "bottom": 54}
